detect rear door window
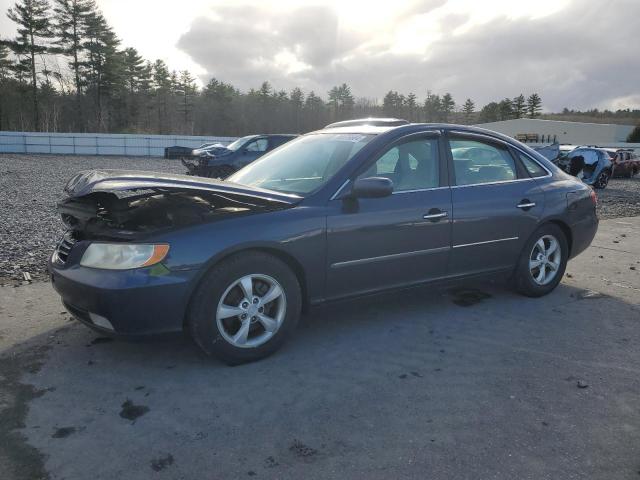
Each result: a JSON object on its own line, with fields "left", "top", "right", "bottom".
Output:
{"left": 449, "top": 138, "right": 517, "bottom": 186}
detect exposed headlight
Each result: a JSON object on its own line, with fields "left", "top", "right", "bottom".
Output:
{"left": 80, "top": 244, "right": 169, "bottom": 270}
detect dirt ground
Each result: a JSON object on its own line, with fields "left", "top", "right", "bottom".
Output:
{"left": 0, "top": 216, "right": 639, "bottom": 480}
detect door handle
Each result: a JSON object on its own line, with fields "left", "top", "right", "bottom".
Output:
{"left": 517, "top": 200, "right": 536, "bottom": 210}
{"left": 423, "top": 211, "right": 448, "bottom": 220}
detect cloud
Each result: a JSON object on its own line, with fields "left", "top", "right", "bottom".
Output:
{"left": 176, "top": 5, "right": 363, "bottom": 91}
{"left": 176, "top": 0, "right": 640, "bottom": 110}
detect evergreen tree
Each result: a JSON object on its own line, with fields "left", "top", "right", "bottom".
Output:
{"left": 462, "top": 98, "right": 475, "bottom": 123}
{"left": 52, "top": 0, "right": 95, "bottom": 94}
{"left": 478, "top": 102, "right": 501, "bottom": 123}
{"left": 405, "top": 92, "right": 417, "bottom": 121}
{"left": 82, "top": 10, "right": 122, "bottom": 130}
{"left": 626, "top": 124, "right": 640, "bottom": 142}
{"left": 527, "top": 93, "right": 542, "bottom": 118}
{"left": 327, "top": 83, "right": 354, "bottom": 121}
{"left": 498, "top": 98, "right": 514, "bottom": 120}
{"left": 0, "top": 44, "right": 14, "bottom": 130}
{"left": 122, "top": 47, "right": 145, "bottom": 93}
{"left": 290, "top": 87, "right": 304, "bottom": 130}
{"left": 383, "top": 90, "right": 405, "bottom": 117}
{"left": 0, "top": 43, "right": 13, "bottom": 78}
{"left": 423, "top": 91, "right": 442, "bottom": 122}
{"left": 441, "top": 93, "right": 455, "bottom": 122}
{"left": 513, "top": 94, "right": 526, "bottom": 118}
{"left": 6, "top": 0, "right": 54, "bottom": 130}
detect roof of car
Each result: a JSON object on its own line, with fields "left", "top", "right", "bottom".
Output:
{"left": 324, "top": 118, "right": 409, "bottom": 128}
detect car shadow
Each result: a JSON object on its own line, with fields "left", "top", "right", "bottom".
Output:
{"left": 3, "top": 279, "right": 640, "bottom": 480}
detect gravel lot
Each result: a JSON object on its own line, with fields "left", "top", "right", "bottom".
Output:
{"left": 1, "top": 153, "right": 639, "bottom": 284}
{"left": 0, "top": 154, "right": 184, "bottom": 284}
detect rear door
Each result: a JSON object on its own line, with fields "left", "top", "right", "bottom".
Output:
{"left": 445, "top": 133, "right": 546, "bottom": 276}
{"left": 325, "top": 133, "right": 452, "bottom": 299}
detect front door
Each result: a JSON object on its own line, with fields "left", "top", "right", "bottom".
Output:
{"left": 238, "top": 137, "right": 268, "bottom": 167}
{"left": 445, "top": 133, "right": 545, "bottom": 276}
{"left": 325, "top": 134, "right": 452, "bottom": 299}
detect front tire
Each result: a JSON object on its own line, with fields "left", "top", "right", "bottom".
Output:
{"left": 514, "top": 224, "right": 568, "bottom": 297}
{"left": 188, "top": 252, "right": 302, "bottom": 365}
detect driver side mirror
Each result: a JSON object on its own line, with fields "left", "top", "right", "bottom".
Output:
{"left": 350, "top": 177, "right": 394, "bottom": 199}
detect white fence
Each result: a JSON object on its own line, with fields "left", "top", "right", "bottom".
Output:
{"left": 0, "top": 131, "right": 238, "bottom": 157}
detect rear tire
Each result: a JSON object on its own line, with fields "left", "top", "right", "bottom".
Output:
{"left": 514, "top": 224, "right": 568, "bottom": 297}
{"left": 594, "top": 170, "right": 610, "bottom": 189}
{"left": 188, "top": 252, "right": 302, "bottom": 365}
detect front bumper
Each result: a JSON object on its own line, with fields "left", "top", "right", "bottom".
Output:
{"left": 50, "top": 259, "right": 200, "bottom": 336}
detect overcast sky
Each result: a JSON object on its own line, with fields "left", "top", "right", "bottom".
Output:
{"left": 1, "top": 0, "right": 639, "bottom": 111}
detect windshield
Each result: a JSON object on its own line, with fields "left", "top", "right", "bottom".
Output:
{"left": 226, "top": 136, "right": 255, "bottom": 151}
{"left": 228, "top": 133, "right": 375, "bottom": 195}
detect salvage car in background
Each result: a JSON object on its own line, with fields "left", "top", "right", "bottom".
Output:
{"left": 605, "top": 148, "right": 640, "bottom": 178}
{"left": 564, "top": 146, "right": 613, "bottom": 189}
{"left": 50, "top": 123, "right": 598, "bottom": 364}
{"left": 182, "top": 134, "right": 296, "bottom": 178}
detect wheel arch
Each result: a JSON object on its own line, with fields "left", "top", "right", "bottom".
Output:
{"left": 182, "top": 245, "right": 310, "bottom": 330}
{"left": 546, "top": 219, "right": 573, "bottom": 257}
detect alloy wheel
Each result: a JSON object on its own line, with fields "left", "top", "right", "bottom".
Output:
{"left": 216, "top": 274, "right": 287, "bottom": 348}
{"left": 529, "top": 235, "right": 562, "bottom": 286}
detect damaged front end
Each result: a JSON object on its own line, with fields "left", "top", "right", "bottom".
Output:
{"left": 57, "top": 169, "right": 299, "bottom": 241}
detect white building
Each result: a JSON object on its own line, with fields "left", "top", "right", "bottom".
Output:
{"left": 475, "top": 118, "right": 635, "bottom": 146}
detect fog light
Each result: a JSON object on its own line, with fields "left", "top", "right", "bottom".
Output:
{"left": 89, "top": 312, "right": 114, "bottom": 331}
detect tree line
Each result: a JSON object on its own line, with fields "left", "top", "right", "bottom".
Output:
{"left": 0, "top": 0, "right": 636, "bottom": 136}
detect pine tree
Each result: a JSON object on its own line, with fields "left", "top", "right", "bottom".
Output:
{"left": 0, "top": 43, "right": 13, "bottom": 79}
{"left": 423, "top": 91, "right": 442, "bottom": 122}
{"left": 479, "top": 102, "right": 500, "bottom": 123}
{"left": 626, "top": 124, "right": 640, "bottom": 142}
{"left": 151, "top": 59, "right": 171, "bottom": 132}
{"left": 405, "top": 92, "right": 417, "bottom": 122}
{"left": 176, "top": 69, "right": 196, "bottom": 132}
{"left": 82, "top": 10, "right": 122, "bottom": 130}
{"left": 383, "top": 90, "right": 404, "bottom": 117}
{"left": 6, "top": 0, "right": 54, "bottom": 130}
{"left": 499, "top": 98, "right": 514, "bottom": 120}
{"left": 327, "top": 83, "right": 354, "bottom": 121}
{"left": 462, "top": 98, "right": 475, "bottom": 124}
{"left": 513, "top": 94, "right": 526, "bottom": 118}
{"left": 441, "top": 93, "right": 455, "bottom": 122}
{"left": 52, "top": 0, "right": 95, "bottom": 94}
{"left": 0, "top": 43, "right": 15, "bottom": 130}
{"left": 290, "top": 87, "right": 304, "bottom": 130}
{"left": 526, "top": 93, "right": 542, "bottom": 118}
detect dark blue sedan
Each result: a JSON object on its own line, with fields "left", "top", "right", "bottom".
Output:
{"left": 50, "top": 123, "right": 598, "bottom": 364}
{"left": 182, "top": 134, "right": 297, "bottom": 178}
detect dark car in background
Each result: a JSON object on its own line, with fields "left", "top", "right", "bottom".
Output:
{"left": 182, "top": 134, "right": 296, "bottom": 178}
{"left": 50, "top": 123, "right": 598, "bottom": 364}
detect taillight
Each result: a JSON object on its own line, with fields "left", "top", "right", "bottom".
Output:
{"left": 590, "top": 189, "right": 598, "bottom": 206}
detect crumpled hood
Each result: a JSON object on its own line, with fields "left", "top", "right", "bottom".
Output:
{"left": 63, "top": 169, "right": 300, "bottom": 205}
{"left": 193, "top": 145, "right": 232, "bottom": 157}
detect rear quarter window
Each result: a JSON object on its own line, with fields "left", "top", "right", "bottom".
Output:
{"left": 516, "top": 152, "right": 548, "bottom": 178}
